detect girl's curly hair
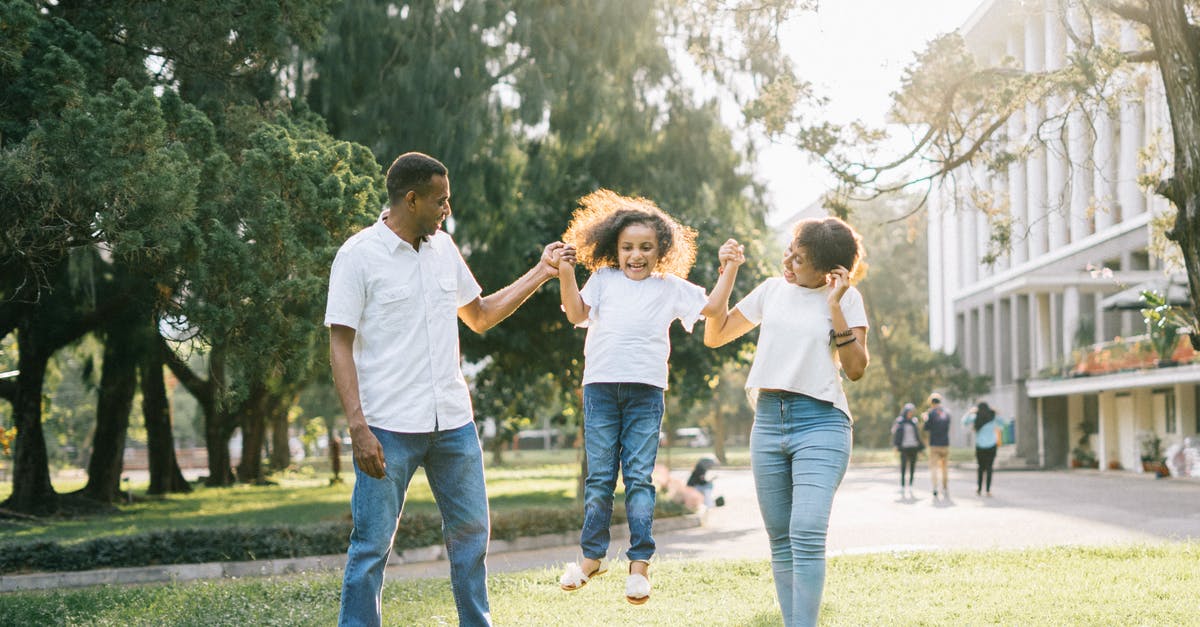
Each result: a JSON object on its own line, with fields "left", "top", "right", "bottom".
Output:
{"left": 791, "top": 217, "right": 869, "bottom": 283}
{"left": 562, "top": 189, "right": 698, "bottom": 278}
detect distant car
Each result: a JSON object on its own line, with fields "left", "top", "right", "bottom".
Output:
{"left": 672, "top": 427, "right": 711, "bottom": 448}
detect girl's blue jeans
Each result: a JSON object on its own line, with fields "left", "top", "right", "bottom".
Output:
{"left": 751, "top": 391, "right": 852, "bottom": 627}
{"left": 339, "top": 423, "right": 491, "bottom": 627}
{"left": 579, "top": 382, "right": 664, "bottom": 562}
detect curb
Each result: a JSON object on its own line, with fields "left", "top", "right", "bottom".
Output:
{"left": 0, "top": 514, "right": 702, "bottom": 593}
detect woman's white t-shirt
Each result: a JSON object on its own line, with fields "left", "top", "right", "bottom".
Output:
{"left": 578, "top": 267, "right": 708, "bottom": 389}
{"left": 734, "top": 277, "right": 869, "bottom": 421}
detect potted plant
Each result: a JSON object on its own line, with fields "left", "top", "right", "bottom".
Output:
{"left": 1071, "top": 418, "right": 1099, "bottom": 469}
{"left": 1142, "top": 290, "right": 1185, "bottom": 367}
{"left": 1139, "top": 431, "right": 1170, "bottom": 477}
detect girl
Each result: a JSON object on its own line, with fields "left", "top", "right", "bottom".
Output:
{"left": 963, "top": 402, "right": 1010, "bottom": 496}
{"left": 556, "top": 189, "right": 721, "bottom": 605}
{"left": 704, "top": 217, "right": 869, "bottom": 627}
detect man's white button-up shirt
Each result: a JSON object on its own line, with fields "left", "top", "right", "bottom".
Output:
{"left": 325, "top": 221, "right": 483, "bottom": 433}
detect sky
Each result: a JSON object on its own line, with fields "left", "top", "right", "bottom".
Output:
{"left": 760, "top": 0, "right": 983, "bottom": 223}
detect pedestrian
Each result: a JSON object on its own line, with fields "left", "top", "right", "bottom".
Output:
{"left": 687, "top": 454, "right": 720, "bottom": 509}
{"left": 326, "top": 152, "right": 572, "bottom": 627}
{"left": 962, "top": 402, "right": 1010, "bottom": 496}
{"left": 923, "top": 392, "right": 951, "bottom": 498}
{"left": 891, "top": 402, "right": 922, "bottom": 497}
{"left": 555, "top": 189, "right": 729, "bottom": 605}
{"left": 704, "top": 217, "right": 869, "bottom": 627}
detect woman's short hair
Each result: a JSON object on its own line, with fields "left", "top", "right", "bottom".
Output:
{"left": 791, "top": 217, "right": 867, "bottom": 282}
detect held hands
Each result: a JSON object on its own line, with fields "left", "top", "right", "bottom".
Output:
{"left": 826, "top": 265, "right": 851, "bottom": 305}
{"left": 539, "top": 242, "right": 577, "bottom": 278}
{"left": 350, "top": 422, "right": 386, "bottom": 479}
{"left": 718, "top": 239, "right": 745, "bottom": 272}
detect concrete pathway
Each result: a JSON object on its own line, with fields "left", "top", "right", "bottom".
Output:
{"left": 384, "top": 464, "right": 1200, "bottom": 581}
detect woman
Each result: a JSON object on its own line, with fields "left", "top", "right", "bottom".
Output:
{"left": 704, "top": 217, "right": 869, "bottom": 627}
{"left": 962, "top": 402, "right": 1010, "bottom": 496}
{"left": 891, "top": 402, "right": 922, "bottom": 497}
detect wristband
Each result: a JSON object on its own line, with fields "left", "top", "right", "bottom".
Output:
{"left": 835, "top": 337, "right": 857, "bottom": 348}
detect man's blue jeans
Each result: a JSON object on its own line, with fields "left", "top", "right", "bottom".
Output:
{"left": 580, "top": 382, "right": 664, "bottom": 562}
{"left": 339, "top": 422, "right": 491, "bottom": 627}
{"left": 751, "top": 391, "right": 852, "bottom": 627}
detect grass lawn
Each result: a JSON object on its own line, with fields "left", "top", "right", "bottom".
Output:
{"left": 0, "top": 464, "right": 578, "bottom": 545}
{"left": 1, "top": 544, "right": 1195, "bottom": 625}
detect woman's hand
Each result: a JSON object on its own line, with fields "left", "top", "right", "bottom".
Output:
{"left": 827, "top": 265, "right": 851, "bottom": 305}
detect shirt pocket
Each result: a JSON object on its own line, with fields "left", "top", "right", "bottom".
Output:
{"left": 372, "top": 285, "right": 414, "bottom": 330}
{"left": 436, "top": 270, "right": 458, "bottom": 306}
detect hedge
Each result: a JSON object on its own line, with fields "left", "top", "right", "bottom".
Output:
{"left": 0, "top": 502, "right": 688, "bottom": 575}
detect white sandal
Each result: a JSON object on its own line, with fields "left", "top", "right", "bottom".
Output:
{"left": 625, "top": 561, "right": 651, "bottom": 605}
{"left": 559, "top": 560, "right": 606, "bottom": 591}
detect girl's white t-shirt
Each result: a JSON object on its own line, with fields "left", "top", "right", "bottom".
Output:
{"left": 578, "top": 267, "right": 708, "bottom": 389}
{"left": 734, "top": 277, "right": 869, "bottom": 421}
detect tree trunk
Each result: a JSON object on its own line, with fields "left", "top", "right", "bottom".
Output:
{"left": 2, "top": 317, "right": 57, "bottom": 515}
{"left": 268, "top": 404, "right": 290, "bottom": 472}
{"left": 78, "top": 318, "right": 138, "bottom": 503}
{"left": 236, "top": 384, "right": 275, "bottom": 484}
{"left": 710, "top": 399, "right": 727, "bottom": 465}
{"left": 141, "top": 337, "right": 191, "bottom": 495}
{"left": 1146, "top": 2, "right": 1200, "bottom": 348}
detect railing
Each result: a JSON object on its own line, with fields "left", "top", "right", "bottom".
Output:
{"left": 1037, "top": 334, "right": 1198, "bottom": 380}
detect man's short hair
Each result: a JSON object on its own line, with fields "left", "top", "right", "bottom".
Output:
{"left": 386, "top": 152, "right": 448, "bottom": 206}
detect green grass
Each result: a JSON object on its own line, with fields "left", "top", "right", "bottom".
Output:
{"left": 0, "top": 464, "right": 578, "bottom": 545}
{"left": 1, "top": 544, "right": 1195, "bottom": 625}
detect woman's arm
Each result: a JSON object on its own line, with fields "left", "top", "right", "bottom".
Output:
{"left": 703, "top": 239, "right": 755, "bottom": 347}
{"left": 828, "top": 265, "right": 869, "bottom": 380}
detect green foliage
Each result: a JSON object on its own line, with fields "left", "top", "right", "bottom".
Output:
{"left": 1141, "top": 290, "right": 1185, "bottom": 362}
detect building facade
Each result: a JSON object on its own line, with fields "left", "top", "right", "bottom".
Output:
{"left": 929, "top": 0, "right": 1198, "bottom": 473}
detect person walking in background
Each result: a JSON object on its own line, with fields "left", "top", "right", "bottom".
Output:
{"left": 556, "top": 189, "right": 727, "bottom": 605}
{"left": 891, "top": 403, "right": 922, "bottom": 497}
{"left": 704, "top": 217, "right": 869, "bottom": 627}
{"left": 963, "top": 402, "right": 1010, "bottom": 497}
{"left": 923, "top": 392, "right": 951, "bottom": 499}
{"left": 326, "top": 152, "right": 571, "bottom": 627}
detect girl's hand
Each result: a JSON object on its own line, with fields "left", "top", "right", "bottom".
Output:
{"left": 827, "top": 265, "right": 851, "bottom": 305}
{"left": 718, "top": 239, "right": 745, "bottom": 271}
{"left": 560, "top": 243, "right": 577, "bottom": 266}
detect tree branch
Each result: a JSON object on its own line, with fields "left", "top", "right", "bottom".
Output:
{"left": 1099, "top": 1, "right": 1152, "bottom": 25}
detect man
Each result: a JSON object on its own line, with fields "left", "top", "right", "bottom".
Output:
{"left": 326, "top": 152, "right": 569, "bottom": 626}
{"left": 923, "top": 392, "right": 951, "bottom": 498}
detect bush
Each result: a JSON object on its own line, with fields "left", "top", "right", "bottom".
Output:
{"left": 0, "top": 503, "right": 686, "bottom": 574}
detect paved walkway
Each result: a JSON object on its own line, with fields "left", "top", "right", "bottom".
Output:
{"left": 387, "top": 464, "right": 1200, "bottom": 581}
{"left": 4, "top": 464, "right": 1197, "bottom": 591}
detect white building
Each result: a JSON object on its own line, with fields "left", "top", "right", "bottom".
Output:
{"left": 929, "top": 0, "right": 1197, "bottom": 473}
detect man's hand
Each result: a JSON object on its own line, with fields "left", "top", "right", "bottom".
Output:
{"left": 539, "top": 241, "right": 575, "bottom": 278}
{"left": 350, "top": 422, "right": 386, "bottom": 479}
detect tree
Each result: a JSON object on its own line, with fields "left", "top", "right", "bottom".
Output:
{"left": 0, "top": 0, "right": 380, "bottom": 510}
{"left": 799, "top": 0, "right": 1200, "bottom": 346}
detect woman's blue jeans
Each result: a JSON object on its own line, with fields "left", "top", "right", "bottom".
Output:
{"left": 580, "top": 382, "right": 664, "bottom": 562}
{"left": 339, "top": 423, "right": 491, "bottom": 627}
{"left": 751, "top": 391, "right": 852, "bottom": 627}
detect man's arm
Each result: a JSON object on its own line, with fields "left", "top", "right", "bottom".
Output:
{"left": 458, "top": 242, "right": 570, "bottom": 334}
{"left": 330, "top": 324, "right": 386, "bottom": 479}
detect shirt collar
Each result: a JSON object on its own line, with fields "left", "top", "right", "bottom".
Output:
{"left": 372, "top": 219, "right": 425, "bottom": 254}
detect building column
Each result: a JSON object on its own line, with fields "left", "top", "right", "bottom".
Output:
{"left": 1117, "top": 24, "right": 1146, "bottom": 222}
{"left": 1031, "top": 293, "right": 1052, "bottom": 373}
{"left": 1063, "top": 286, "right": 1081, "bottom": 359}
{"left": 1066, "top": 4, "right": 1094, "bottom": 241}
{"left": 993, "top": 298, "right": 1006, "bottom": 386}
{"left": 928, "top": 192, "right": 945, "bottom": 351}
{"left": 1025, "top": 12, "right": 1048, "bottom": 259}
{"left": 1093, "top": 290, "right": 1107, "bottom": 343}
{"left": 1045, "top": 8, "right": 1069, "bottom": 250}
{"left": 1011, "top": 294, "right": 1025, "bottom": 381}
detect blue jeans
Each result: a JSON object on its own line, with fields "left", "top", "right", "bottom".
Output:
{"left": 751, "top": 391, "right": 852, "bottom": 627}
{"left": 339, "top": 423, "right": 491, "bottom": 627}
{"left": 580, "top": 382, "right": 664, "bottom": 562}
